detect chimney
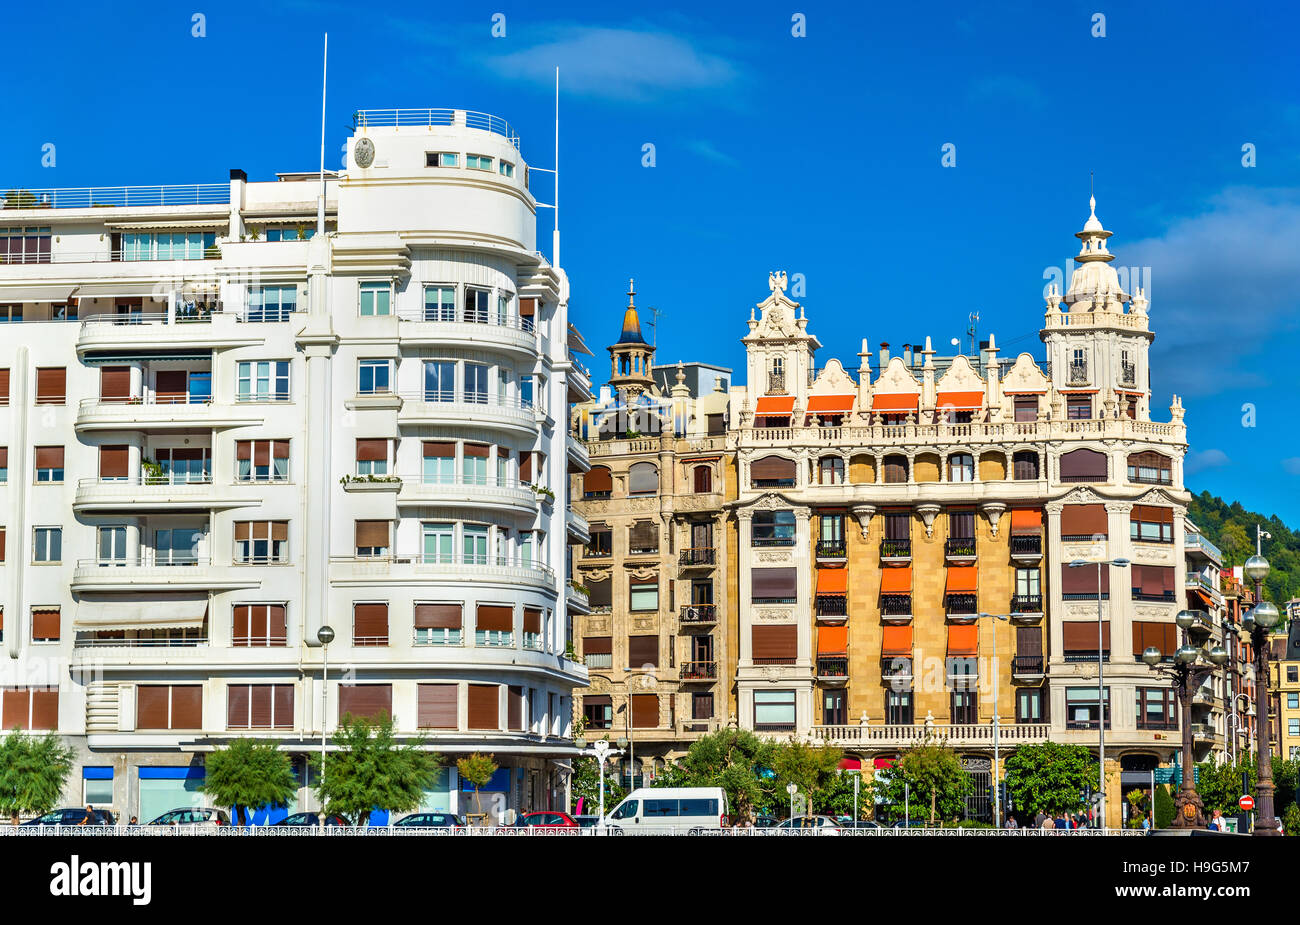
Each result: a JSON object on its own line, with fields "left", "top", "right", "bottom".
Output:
{"left": 903, "top": 344, "right": 913, "bottom": 367}
{"left": 879, "top": 342, "right": 890, "bottom": 368}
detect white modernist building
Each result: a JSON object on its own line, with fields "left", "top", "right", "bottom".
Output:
{"left": 0, "top": 108, "right": 592, "bottom": 823}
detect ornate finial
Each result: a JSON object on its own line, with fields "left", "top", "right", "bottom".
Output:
{"left": 627, "top": 278, "right": 636, "bottom": 307}
{"left": 675, "top": 361, "right": 686, "bottom": 385}
{"left": 767, "top": 270, "right": 788, "bottom": 294}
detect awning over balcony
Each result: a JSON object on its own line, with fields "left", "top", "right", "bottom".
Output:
{"left": 806, "top": 394, "right": 855, "bottom": 415}
{"left": 882, "top": 625, "right": 912, "bottom": 656}
{"left": 81, "top": 352, "right": 212, "bottom": 365}
{"left": 1010, "top": 508, "right": 1043, "bottom": 533}
{"left": 935, "top": 390, "right": 984, "bottom": 410}
{"left": 839, "top": 757, "right": 862, "bottom": 771}
{"left": 870, "top": 393, "right": 919, "bottom": 411}
{"left": 816, "top": 569, "right": 848, "bottom": 594}
{"left": 754, "top": 396, "right": 795, "bottom": 416}
{"left": 881, "top": 566, "right": 912, "bottom": 593}
{"left": 945, "top": 565, "right": 978, "bottom": 593}
{"left": 817, "top": 626, "right": 848, "bottom": 655}
{"left": 70, "top": 283, "right": 169, "bottom": 299}
{"left": 948, "top": 624, "right": 979, "bottom": 656}
{"left": 74, "top": 594, "right": 209, "bottom": 631}
{"left": 0, "top": 285, "right": 77, "bottom": 302}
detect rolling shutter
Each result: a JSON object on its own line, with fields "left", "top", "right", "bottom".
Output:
{"left": 518, "top": 451, "right": 533, "bottom": 483}
{"left": 587, "top": 578, "right": 611, "bottom": 608}
{"left": 751, "top": 455, "right": 796, "bottom": 481}
{"left": 628, "top": 635, "right": 659, "bottom": 667}
{"left": 35, "top": 367, "right": 66, "bottom": 403}
{"left": 34, "top": 446, "right": 63, "bottom": 470}
{"left": 583, "top": 467, "right": 612, "bottom": 493}
{"left": 752, "top": 567, "right": 797, "bottom": 600}
{"left": 414, "top": 604, "right": 461, "bottom": 629}
{"left": 99, "top": 445, "right": 129, "bottom": 479}
{"left": 423, "top": 440, "right": 454, "bottom": 458}
{"left": 418, "top": 685, "right": 458, "bottom": 729}
{"left": 136, "top": 686, "right": 170, "bottom": 729}
{"left": 0, "top": 368, "right": 9, "bottom": 402}
{"left": 1131, "top": 505, "right": 1174, "bottom": 524}
{"left": 356, "top": 439, "right": 387, "bottom": 461}
{"left": 338, "top": 684, "right": 392, "bottom": 721}
{"left": 1060, "top": 562, "right": 1110, "bottom": 594}
{"left": 1133, "top": 565, "right": 1176, "bottom": 596}
{"left": 30, "top": 690, "right": 59, "bottom": 730}
{"left": 354, "top": 520, "right": 389, "bottom": 548}
{"left": 1016, "top": 626, "right": 1043, "bottom": 656}
{"left": 507, "top": 685, "right": 525, "bottom": 730}
{"left": 32, "top": 609, "right": 60, "bottom": 642}
{"left": 226, "top": 685, "right": 250, "bottom": 728}
{"left": 519, "top": 297, "right": 537, "bottom": 318}
{"left": 523, "top": 607, "right": 542, "bottom": 634}
{"left": 1062, "top": 622, "right": 1111, "bottom": 652}
{"left": 476, "top": 605, "right": 513, "bottom": 632}
{"left": 170, "top": 686, "right": 202, "bottom": 728}
{"left": 155, "top": 370, "right": 188, "bottom": 399}
{"left": 583, "top": 636, "right": 612, "bottom": 655}
{"left": 467, "top": 684, "right": 499, "bottom": 730}
{"left": 463, "top": 443, "right": 490, "bottom": 458}
{"left": 1133, "top": 621, "right": 1177, "bottom": 657}
{"left": 1060, "top": 448, "right": 1108, "bottom": 480}
{"left": 631, "top": 693, "right": 659, "bottom": 728}
{"left": 1061, "top": 504, "right": 1108, "bottom": 537}
{"left": 100, "top": 366, "right": 131, "bottom": 400}
{"left": 751, "top": 624, "right": 797, "bottom": 660}
{"left": 353, "top": 603, "right": 388, "bottom": 643}
{"left": 629, "top": 521, "right": 658, "bottom": 550}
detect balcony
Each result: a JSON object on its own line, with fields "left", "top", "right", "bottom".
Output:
{"left": 1010, "top": 534, "right": 1043, "bottom": 561}
{"left": 880, "top": 539, "right": 911, "bottom": 561}
{"left": 816, "top": 540, "right": 847, "bottom": 561}
{"left": 880, "top": 594, "right": 913, "bottom": 624}
{"left": 566, "top": 581, "right": 590, "bottom": 615}
{"left": 73, "top": 476, "right": 258, "bottom": 513}
{"left": 816, "top": 657, "right": 849, "bottom": 682}
{"left": 328, "top": 554, "right": 555, "bottom": 592}
{"left": 1067, "top": 360, "right": 1089, "bottom": 386}
{"left": 395, "top": 308, "right": 538, "bottom": 358}
{"left": 76, "top": 311, "right": 264, "bottom": 354}
{"left": 679, "top": 547, "right": 717, "bottom": 568}
{"left": 882, "top": 658, "right": 913, "bottom": 683}
{"left": 810, "top": 722, "right": 1050, "bottom": 749}
{"left": 1191, "top": 722, "right": 1220, "bottom": 742}
{"left": 397, "top": 393, "right": 537, "bottom": 436}
{"left": 946, "top": 593, "right": 978, "bottom": 621}
{"left": 75, "top": 395, "right": 263, "bottom": 432}
{"left": 680, "top": 661, "right": 718, "bottom": 682}
{"left": 71, "top": 557, "right": 261, "bottom": 593}
{"left": 945, "top": 537, "right": 977, "bottom": 562}
{"left": 752, "top": 535, "right": 796, "bottom": 548}
{"left": 1012, "top": 655, "right": 1046, "bottom": 680}
{"left": 1010, "top": 594, "right": 1044, "bottom": 621}
{"left": 680, "top": 605, "right": 717, "bottom": 626}
{"left": 816, "top": 595, "right": 848, "bottom": 620}
{"left": 566, "top": 433, "right": 591, "bottom": 473}
{"left": 1120, "top": 361, "right": 1136, "bottom": 388}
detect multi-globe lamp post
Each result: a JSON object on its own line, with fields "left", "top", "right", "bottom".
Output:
{"left": 1242, "top": 552, "right": 1282, "bottom": 836}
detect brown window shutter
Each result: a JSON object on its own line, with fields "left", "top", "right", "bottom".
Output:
{"left": 587, "top": 578, "right": 611, "bottom": 608}
{"left": 467, "top": 684, "right": 499, "bottom": 730}
{"left": 631, "top": 693, "right": 659, "bottom": 728}
{"left": 35, "top": 446, "right": 64, "bottom": 470}
{"left": 356, "top": 439, "right": 387, "bottom": 462}
{"left": 1015, "top": 626, "right": 1043, "bottom": 656}
{"left": 235, "top": 522, "right": 251, "bottom": 542}
{"left": 272, "top": 440, "right": 290, "bottom": 460}
{"left": 99, "top": 445, "right": 129, "bottom": 479}
{"left": 583, "top": 467, "right": 612, "bottom": 492}
{"left": 507, "top": 685, "right": 524, "bottom": 730}
{"left": 1060, "top": 562, "right": 1110, "bottom": 594}
{"left": 227, "top": 684, "right": 251, "bottom": 727}
{"left": 583, "top": 636, "right": 612, "bottom": 655}
{"left": 35, "top": 367, "right": 66, "bottom": 404}
{"left": 271, "top": 521, "right": 288, "bottom": 542}
{"left": 30, "top": 689, "right": 58, "bottom": 730}
{"left": 170, "top": 686, "right": 203, "bottom": 728}
{"left": 1060, "top": 448, "right": 1108, "bottom": 480}
{"left": 1062, "top": 622, "right": 1111, "bottom": 652}
{"left": 100, "top": 366, "right": 131, "bottom": 400}
{"left": 355, "top": 520, "right": 389, "bottom": 548}
{"left": 236, "top": 441, "right": 252, "bottom": 461}
{"left": 418, "top": 684, "right": 458, "bottom": 728}
{"left": 423, "top": 440, "right": 454, "bottom": 458}
{"left": 1133, "top": 621, "right": 1177, "bottom": 657}
{"left": 752, "top": 567, "right": 798, "bottom": 600}
{"left": 628, "top": 635, "right": 659, "bottom": 667}
{"left": 523, "top": 607, "right": 542, "bottom": 634}
{"left": 518, "top": 297, "right": 537, "bottom": 317}
{"left": 518, "top": 451, "right": 533, "bottom": 483}
{"left": 32, "top": 609, "right": 60, "bottom": 642}
{"left": 272, "top": 685, "right": 293, "bottom": 728}
{"left": 1061, "top": 504, "right": 1108, "bottom": 536}
{"left": 2, "top": 687, "right": 30, "bottom": 730}
{"left": 629, "top": 521, "right": 658, "bottom": 550}
{"left": 254, "top": 442, "right": 271, "bottom": 466}
{"left": 268, "top": 605, "right": 287, "bottom": 642}
{"left": 249, "top": 604, "right": 269, "bottom": 643}
{"left": 463, "top": 443, "right": 490, "bottom": 458}
{"left": 353, "top": 603, "right": 389, "bottom": 643}
{"left": 693, "top": 466, "right": 712, "bottom": 492}
{"left": 414, "top": 603, "right": 462, "bottom": 629}
{"left": 1, "top": 528, "right": 6, "bottom": 562}
{"left": 751, "top": 455, "right": 796, "bottom": 481}
{"left": 0, "top": 368, "right": 9, "bottom": 403}
{"left": 338, "top": 684, "right": 392, "bottom": 721}
{"left": 476, "top": 605, "right": 513, "bottom": 632}
{"left": 1134, "top": 565, "right": 1175, "bottom": 596}
{"left": 248, "top": 685, "right": 274, "bottom": 728}
{"left": 0, "top": 447, "right": 7, "bottom": 469}
{"left": 155, "top": 369, "right": 188, "bottom": 399}
{"left": 752, "top": 624, "right": 798, "bottom": 660}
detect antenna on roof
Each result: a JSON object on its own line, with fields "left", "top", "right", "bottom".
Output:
{"left": 646, "top": 305, "right": 662, "bottom": 349}
{"left": 317, "top": 33, "right": 328, "bottom": 236}
{"left": 529, "top": 68, "right": 561, "bottom": 267}
{"left": 967, "top": 311, "right": 980, "bottom": 355}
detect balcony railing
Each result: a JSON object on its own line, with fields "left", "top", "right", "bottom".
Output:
{"left": 1012, "top": 655, "right": 1045, "bottom": 676}
{"left": 1137, "top": 717, "right": 1179, "bottom": 731}
{"left": 816, "top": 657, "right": 849, "bottom": 678}
{"left": 1011, "top": 594, "right": 1043, "bottom": 614}
{"left": 584, "top": 653, "right": 612, "bottom": 669}
{"left": 679, "top": 547, "right": 716, "bottom": 567}
{"left": 0, "top": 183, "right": 230, "bottom": 210}
{"left": 680, "top": 605, "right": 717, "bottom": 624}
{"left": 753, "top": 657, "right": 797, "bottom": 666}
{"left": 396, "top": 306, "right": 536, "bottom": 332}
{"left": 945, "top": 537, "right": 977, "bottom": 558}
{"left": 414, "top": 628, "right": 462, "bottom": 646}
{"left": 352, "top": 108, "right": 521, "bottom": 148}
{"left": 816, "top": 540, "right": 846, "bottom": 559}
{"left": 816, "top": 594, "right": 848, "bottom": 617}
{"left": 880, "top": 539, "right": 911, "bottom": 559}
{"left": 680, "top": 661, "right": 718, "bottom": 680}
{"left": 811, "top": 722, "right": 1051, "bottom": 748}
{"left": 946, "top": 594, "right": 978, "bottom": 616}
{"left": 1120, "top": 361, "right": 1136, "bottom": 387}
{"left": 1010, "top": 534, "right": 1042, "bottom": 557}
{"left": 882, "top": 658, "right": 913, "bottom": 679}
{"left": 1068, "top": 360, "right": 1089, "bottom": 385}
{"left": 881, "top": 594, "right": 913, "bottom": 616}
{"left": 752, "top": 535, "right": 796, "bottom": 547}
{"left": 74, "top": 635, "right": 208, "bottom": 648}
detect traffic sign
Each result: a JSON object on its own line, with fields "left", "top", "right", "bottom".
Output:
{"left": 1239, "top": 795, "right": 1255, "bottom": 811}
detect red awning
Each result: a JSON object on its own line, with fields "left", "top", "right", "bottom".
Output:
{"left": 807, "top": 394, "right": 855, "bottom": 415}
{"left": 873, "top": 757, "right": 896, "bottom": 770}
{"left": 871, "top": 393, "right": 919, "bottom": 411}
{"left": 839, "top": 758, "right": 862, "bottom": 771}
{"left": 755, "top": 396, "right": 795, "bottom": 415}
{"left": 936, "top": 391, "right": 984, "bottom": 410}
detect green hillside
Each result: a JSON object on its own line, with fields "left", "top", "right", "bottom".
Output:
{"left": 1187, "top": 490, "right": 1299, "bottom": 604}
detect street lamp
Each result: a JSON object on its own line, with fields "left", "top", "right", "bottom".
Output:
{"left": 1140, "top": 609, "right": 1227, "bottom": 828}
{"left": 786, "top": 782, "right": 798, "bottom": 821}
{"left": 976, "top": 612, "right": 1010, "bottom": 827}
{"left": 316, "top": 624, "right": 335, "bottom": 835}
{"left": 1242, "top": 546, "right": 1282, "bottom": 836}
{"left": 1068, "top": 557, "right": 1130, "bottom": 830}
{"left": 580, "top": 739, "right": 624, "bottom": 830}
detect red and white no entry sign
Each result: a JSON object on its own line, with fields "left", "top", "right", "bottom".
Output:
{"left": 1239, "top": 795, "right": 1255, "bottom": 811}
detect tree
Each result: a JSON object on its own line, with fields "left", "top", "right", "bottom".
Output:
{"left": 820, "top": 769, "right": 869, "bottom": 820}
{"left": 1125, "top": 788, "right": 1149, "bottom": 828}
{"left": 0, "top": 731, "right": 74, "bottom": 825}
{"left": 571, "top": 755, "right": 627, "bottom": 812}
{"left": 672, "top": 728, "right": 778, "bottom": 821}
{"left": 313, "top": 712, "right": 440, "bottom": 825}
{"left": 199, "top": 739, "right": 298, "bottom": 826}
{"left": 456, "top": 753, "right": 499, "bottom": 821}
{"left": 1003, "top": 742, "right": 1097, "bottom": 818}
{"left": 1154, "top": 784, "right": 1176, "bottom": 829}
{"left": 1194, "top": 755, "right": 1256, "bottom": 814}
{"left": 771, "top": 740, "right": 843, "bottom": 816}
{"left": 875, "top": 738, "right": 969, "bottom": 824}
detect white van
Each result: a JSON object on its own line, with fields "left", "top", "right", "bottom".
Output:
{"left": 603, "top": 787, "right": 729, "bottom": 832}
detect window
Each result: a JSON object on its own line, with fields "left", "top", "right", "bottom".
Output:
{"left": 752, "top": 510, "right": 796, "bottom": 546}
{"left": 234, "top": 521, "right": 289, "bottom": 563}
{"left": 236, "top": 361, "right": 290, "bottom": 401}
{"left": 754, "top": 690, "right": 796, "bottom": 731}
{"left": 34, "top": 446, "right": 63, "bottom": 483}
{"left": 818, "top": 456, "right": 845, "bottom": 485}
{"left": 751, "top": 455, "right": 796, "bottom": 487}
{"left": 423, "top": 285, "right": 455, "bottom": 321}
{"left": 353, "top": 602, "right": 389, "bottom": 647}
{"left": 97, "top": 526, "right": 127, "bottom": 565}
{"left": 464, "top": 288, "right": 490, "bottom": 324}
{"left": 463, "top": 524, "right": 489, "bottom": 564}
{"left": 951, "top": 689, "right": 977, "bottom": 724}
{"left": 1013, "top": 450, "right": 1039, "bottom": 480}
{"left": 823, "top": 689, "right": 846, "bottom": 726}
{"left": 1013, "top": 396, "right": 1038, "bottom": 422}
{"left": 466, "top": 154, "right": 493, "bottom": 170}
{"left": 1066, "top": 686, "right": 1110, "bottom": 729}
{"left": 499, "top": 160, "right": 515, "bottom": 177}
{"left": 693, "top": 465, "right": 712, "bottom": 493}
{"left": 0, "top": 225, "right": 52, "bottom": 264}
{"left": 155, "top": 447, "right": 210, "bottom": 483}
{"left": 136, "top": 685, "right": 203, "bottom": 730}
{"left": 886, "top": 689, "right": 913, "bottom": 725}
{"left": 359, "top": 282, "right": 391, "bottom": 316}
{"left": 583, "top": 466, "right": 613, "bottom": 498}
{"left": 1130, "top": 505, "right": 1174, "bottom": 544}
{"left": 631, "top": 693, "right": 659, "bottom": 729}
{"left": 522, "top": 607, "right": 543, "bottom": 649}
{"left": 707, "top": 413, "right": 726, "bottom": 436}
{"left": 0, "top": 446, "right": 7, "bottom": 482}
{"left": 462, "top": 444, "right": 489, "bottom": 485}
{"left": 1127, "top": 452, "right": 1172, "bottom": 485}
{"left": 947, "top": 453, "right": 974, "bottom": 482}
{"left": 355, "top": 439, "right": 389, "bottom": 476}
{"left": 586, "top": 528, "right": 612, "bottom": 558}
{"left": 426, "top": 152, "right": 459, "bottom": 167}
{"left": 1291, "top": 719, "right": 1300, "bottom": 737}
{"left": 415, "top": 603, "right": 462, "bottom": 646}
{"left": 338, "top": 684, "right": 393, "bottom": 722}
{"left": 1059, "top": 448, "right": 1107, "bottom": 482}
{"left": 33, "top": 527, "right": 61, "bottom": 563}
{"left": 418, "top": 442, "right": 454, "bottom": 485}
{"left": 0, "top": 368, "right": 7, "bottom": 404}
{"left": 752, "top": 567, "right": 797, "bottom": 604}
{"left": 1288, "top": 692, "right": 1299, "bottom": 710}
{"left": 121, "top": 231, "right": 213, "bottom": 261}
{"left": 692, "top": 692, "right": 714, "bottom": 721}
{"left": 358, "top": 359, "right": 391, "bottom": 394}
{"left": 628, "top": 634, "right": 659, "bottom": 668}
{"left": 262, "top": 227, "right": 315, "bottom": 242}
{"left": 421, "top": 522, "right": 454, "bottom": 563}
{"left": 232, "top": 604, "right": 288, "bottom": 647}
{"left": 630, "top": 581, "right": 659, "bottom": 612}
{"left": 247, "top": 286, "right": 296, "bottom": 322}
{"left": 35, "top": 367, "right": 66, "bottom": 405}
{"left": 354, "top": 520, "right": 390, "bottom": 558}
{"left": 1131, "top": 565, "right": 1176, "bottom": 602}
{"left": 1016, "top": 568, "right": 1041, "bottom": 597}
{"left": 883, "top": 455, "right": 909, "bottom": 483}
{"left": 421, "top": 360, "right": 455, "bottom": 402}
{"left": 155, "top": 527, "right": 201, "bottom": 565}
{"left": 949, "top": 510, "right": 975, "bottom": 539}
{"left": 1136, "top": 688, "right": 1177, "bottom": 729}
{"left": 629, "top": 462, "right": 659, "bottom": 495}
{"left": 1066, "top": 395, "right": 1092, "bottom": 420}
{"left": 475, "top": 605, "right": 513, "bottom": 648}
{"left": 464, "top": 363, "right": 488, "bottom": 403}
{"left": 227, "top": 684, "right": 294, "bottom": 730}
{"left": 31, "top": 608, "right": 60, "bottom": 642}
{"left": 0, "top": 306, "right": 21, "bottom": 323}
{"left": 1290, "top": 666, "right": 1298, "bottom": 683}
{"left": 1016, "top": 688, "right": 1044, "bottom": 723}
{"left": 629, "top": 520, "right": 658, "bottom": 554}
{"left": 1069, "top": 349, "right": 1088, "bottom": 384}
{"left": 83, "top": 769, "right": 113, "bottom": 805}
{"left": 0, "top": 686, "right": 58, "bottom": 730}
{"left": 236, "top": 440, "right": 290, "bottom": 481}
{"left": 820, "top": 513, "right": 844, "bottom": 543}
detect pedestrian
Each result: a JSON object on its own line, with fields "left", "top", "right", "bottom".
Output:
{"left": 1004, "top": 815, "right": 1018, "bottom": 829}
{"left": 1141, "top": 815, "right": 1151, "bottom": 831}
{"left": 1034, "top": 810, "right": 1046, "bottom": 828}
{"left": 128, "top": 816, "right": 138, "bottom": 826}
{"left": 1208, "top": 809, "right": 1223, "bottom": 831}
{"left": 1040, "top": 814, "right": 1055, "bottom": 831}
{"left": 78, "top": 805, "right": 93, "bottom": 826}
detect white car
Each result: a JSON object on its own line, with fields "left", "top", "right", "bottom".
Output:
{"left": 774, "top": 815, "right": 842, "bottom": 835}
{"left": 145, "top": 807, "right": 231, "bottom": 829}
{"left": 603, "top": 787, "right": 729, "bottom": 832}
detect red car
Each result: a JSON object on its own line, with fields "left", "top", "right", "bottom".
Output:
{"left": 513, "top": 811, "right": 580, "bottom": 829}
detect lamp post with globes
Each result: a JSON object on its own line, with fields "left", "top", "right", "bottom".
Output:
{"left": 1242, "top": 549, "right": 1283, "bottom": 836}
{"left": 576, "top": 738, "right": 623, "bottom": 830}
{"left": 1140, "top": 610, "right": 1227, "bottom": 828}
{"left": 316, "top": 625, "right": 335, "bottom": 835}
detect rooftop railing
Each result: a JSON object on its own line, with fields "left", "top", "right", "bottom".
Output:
{"left": 352, "top": 109, "right": 520, "bottom": 148}
{"left": 0, "top": 184, "right": 230, "bottom": 210}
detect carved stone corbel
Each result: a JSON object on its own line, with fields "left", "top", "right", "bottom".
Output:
{"left": 982, "top": 502, "right": 1007, "bottom": 537}
{"left": 850, "top": 504, "right": 876, "bottom": 539}
{"left": 916, "top": 503, "right": 941, "bottom": 539}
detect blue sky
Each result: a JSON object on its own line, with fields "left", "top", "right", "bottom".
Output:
{"left": 5, "top": 1, "right": 1299, "bottom": 520}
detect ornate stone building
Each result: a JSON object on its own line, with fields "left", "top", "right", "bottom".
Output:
{"left": 569, "top": 284, "right": 735, "bottom": 781}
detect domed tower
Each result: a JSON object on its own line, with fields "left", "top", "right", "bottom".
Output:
{"left": 608, "top": 278, "right": 656, "bottom": 401}
{"left": 1041, "top": 196, "right": 1154, "bottom": 421}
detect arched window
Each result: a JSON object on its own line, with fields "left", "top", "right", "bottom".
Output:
{"left": 947, "top": 453, "right": 974, "bottom": 482}
{"left": 1060, "top": 448, "right": 1108, "bottom": 483}
{"left": 1127, "top": 452, "right": 1172, "bottom": 485}
{"left": 583, "top": 466, "right": 612, "bottom": 498}
{"left": 628, "top": 462, "right": 659, "bottom": 496}
{"left": 693, "top": 465, "right": 712, "bottom": 493}
{"left": 818, "top": 456, "right": 845, "bottom": 485}
{"left": 883, "top": 455, "right": 909, "bottom": 484}
{"left": 1013, "top": 451, "right": 1039, "bottom": 481}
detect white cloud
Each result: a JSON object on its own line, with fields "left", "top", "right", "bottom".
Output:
{"left": 685, "top": 139, "right": 738, "bottom": 166}
{"left": 1282, "top": 457, "right": 1300, "bottom": 476}
{"left": 1185, "top": 448, "right": 1231, "bottom": 475}
{"left": 481, "top": 26, "right": 738, "bottom": 101}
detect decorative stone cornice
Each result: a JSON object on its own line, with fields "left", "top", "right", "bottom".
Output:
{"left": 915, "top": 503, "right": 942, "bottom": 538}
{"left": 981, "top": 502, "right": 1007, "bottom": 536}
{"left": 850, "top": 504, "right": 877, "bottom": 538}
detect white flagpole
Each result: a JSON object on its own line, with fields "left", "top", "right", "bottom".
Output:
{"left": 318, "top": 33, "right": 328, "bottom": 236}
{"left": 552, "top": 66, "right": 560, "bottom": 267}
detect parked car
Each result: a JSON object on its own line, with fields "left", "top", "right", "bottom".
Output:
{"left": 145, "top": 807, "right": 230, "bottom": 828}
{"left": 573, "top": 815, "right": 602, "bottom": 828}
{"left": 512, "top": 811, "right": 579, "bottom": 829}
{"left": 21, "top": 808, "right": 116, "bottom": 827}
{"left": 891, "top": 818, "right": 930, "bottom": 829}
{"left": 774, "top": 815, "right": 842, "bottom": 834}
{"left": 392, "top": 812, "right": 463, "bottom": 828}
{"left": 839, "top": 819, "right": 882, "bottom": 829}
{"left": 603, "top": 787, "right": 729, "bottom": 832}
{"left": 274, "top": 812, "right": 351, "bottom": 827}
{"left": 752, "top": 814, "right": 779, "bottom": 829}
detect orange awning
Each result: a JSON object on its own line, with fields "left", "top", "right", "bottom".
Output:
{"left": 1010, "top": 509, "right": 1043, "bottom": 533}
{"left": 882, "top": 624, "right": 913, "bottom": 657}
{"left": 948, "top": 624, "right": 979, "bottom": 656}
{"left": 881, "top": 566, "right": 912, "bottom": 593}
{"left": 936, "top": 391, "right": 984, "bottom": 410}
{"left": 1192, "top": 588, "right": 1217, "bottom": 609}
{"left": 755, "top": 396, "right": 795, "bottom": 415}
{"left": 807, "top": 394, "right": 855, "bottom": 415}
{"left": 816, "top": 569, "right": 848, "bottom": 594}
{"left": 1003, "top": 388, "right": 1047, "bottom": 395}
{"left": 817, "top": 625, "right": 848, "bottom": 655}
{"left": 871, "top": 393, "right": 919, "bottom": 411}
{"left": 945, "top": 565, "right": 978, "bottom": 593}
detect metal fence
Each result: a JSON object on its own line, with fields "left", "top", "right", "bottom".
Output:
{"left": 0, "top": 825, "right": 1147, "bottom": 837}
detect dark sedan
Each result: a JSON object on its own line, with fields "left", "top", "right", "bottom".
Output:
{"left": 274, "top": 812, "right": 352, "bottom": 827}
{"left": 22, "top": 808, "right": 116, "bottom": 826}
{"left": 392, "top": 812, "right": 464, "bottom": 828}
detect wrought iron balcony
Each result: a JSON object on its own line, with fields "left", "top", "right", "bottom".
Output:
{"left": 1120, "top": 360, "right": 1136, "bottom": 387}
{"left": 816, "top": 595, "right": 848, "bottom": 617}
{"left": 680, "top": 605, "right": 717, "bottom": 625}
{"left": 1011, "top": 594, "right": 1043, "bottom": 614}
{"left": 680, "top": 661, "right": 718, "bottom": 681}
{"left": 880, "top": 538, "right": 911, "bottom": 560}
{"left": 880, "top": 594, "right": 913, "bottom": 619}
{"left": 816, "top": 540, "right": 847, "bottom": 559}
{"left": 1010, "top": 534, "right": 1042, "bottom": 558}
{"left": 816, "top": 657, "right": 849, "bottom": 679}
{"left": 946, "top": 593, "right": 978, "bottom": 617}
{"left": 679, "top": 547, "right": 716, "bottom": 567}
{"left": 752, "top": 535, "right": 796, "bottom": 547}
{"left": 1012, "top": 655, "right": 1045, "bottom": 677}
{"left": 1068, "top": 360, "right": 1089, "bottom": 385}
{"left": 945, "top": 537, "right": 977, "bottom": 559}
